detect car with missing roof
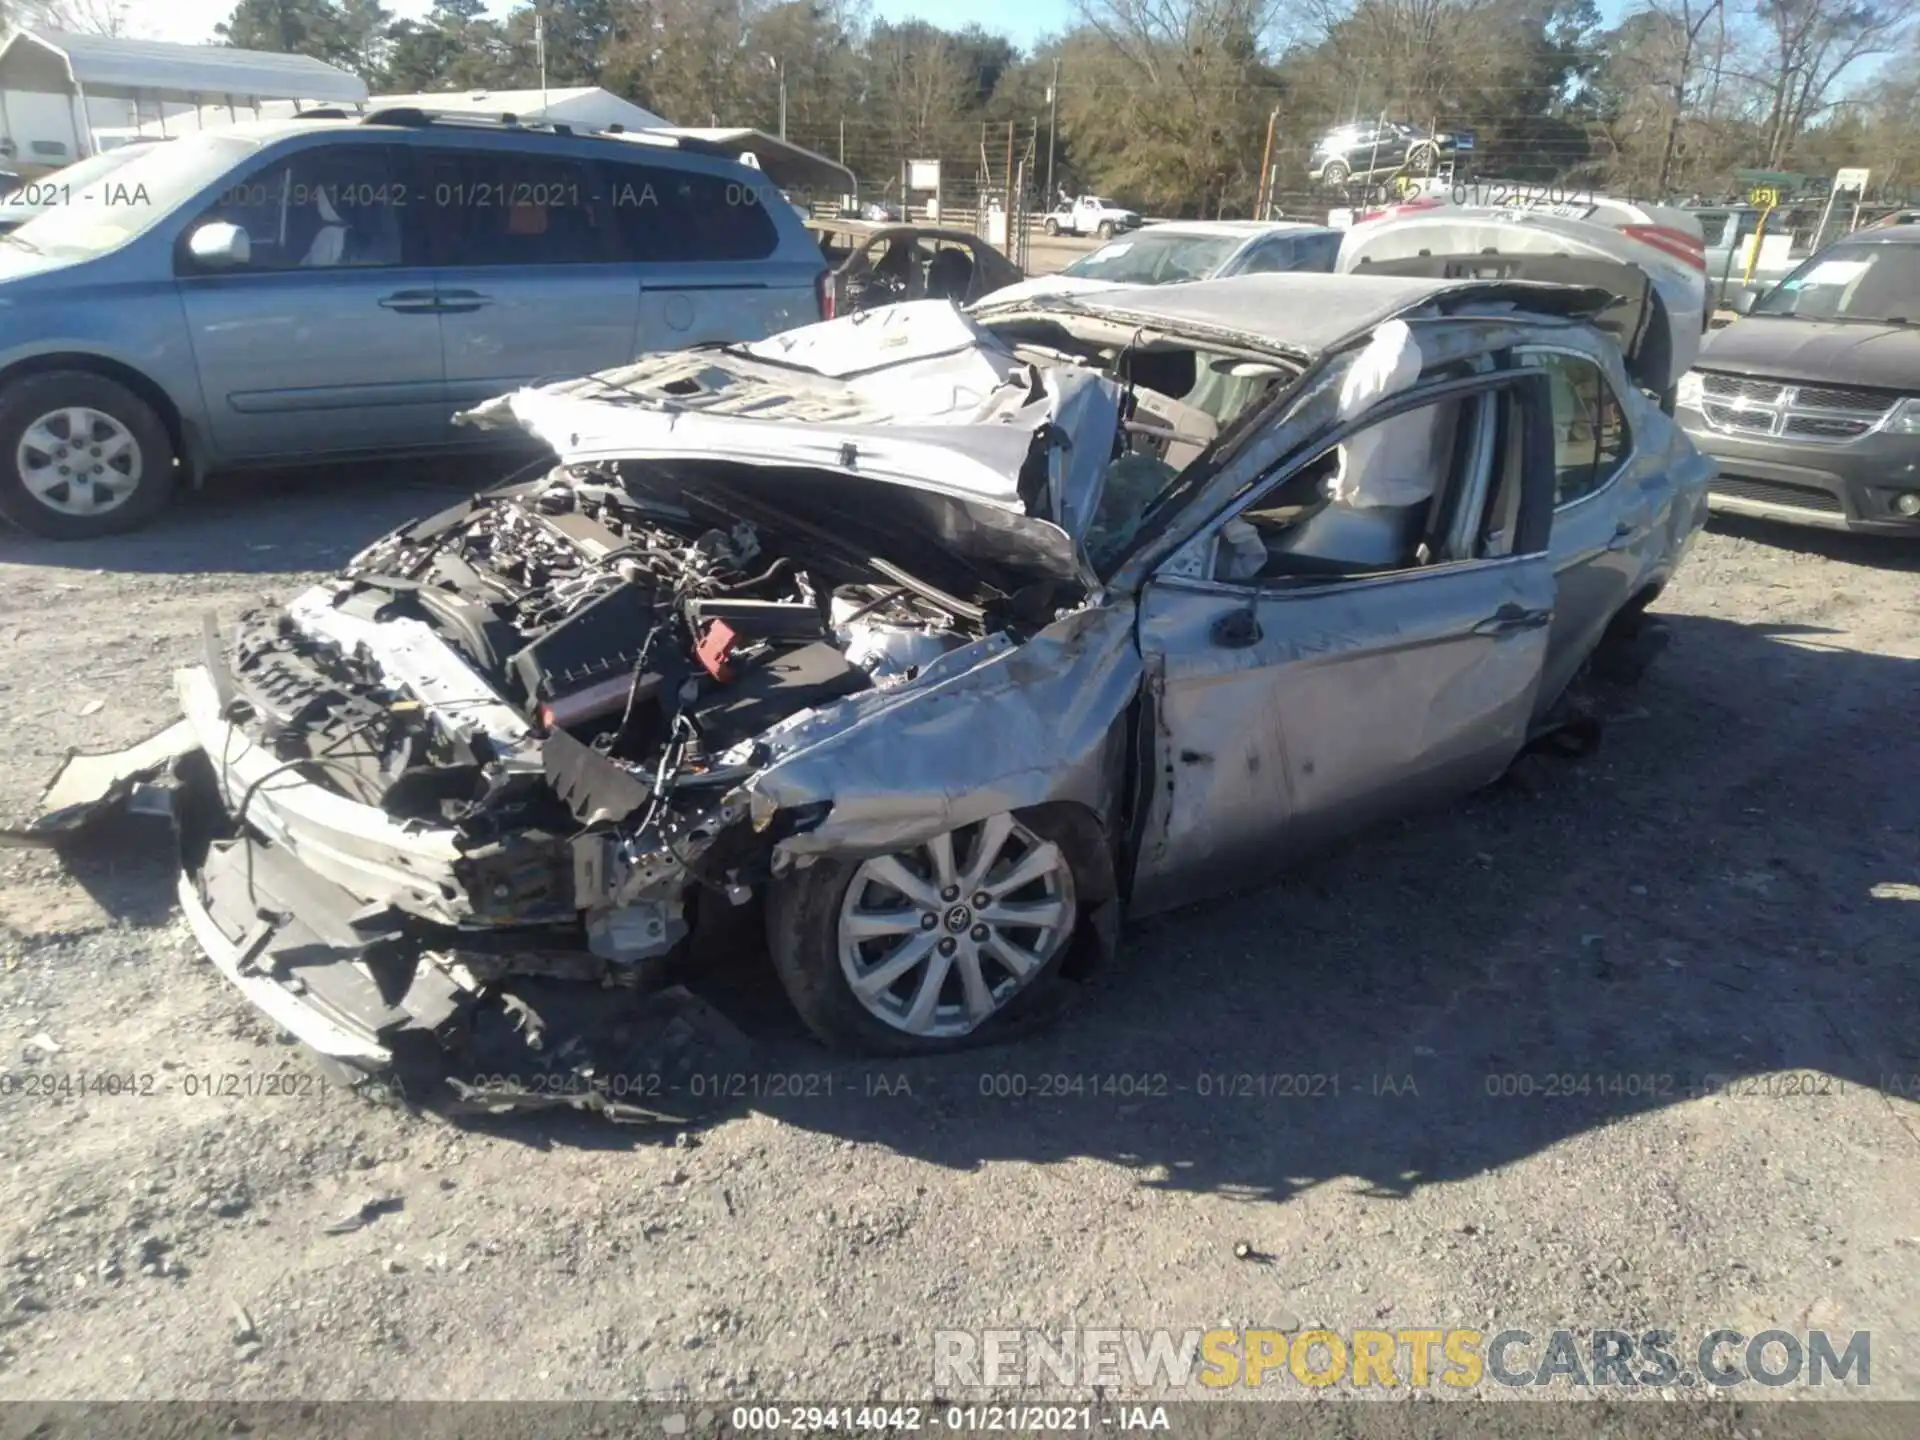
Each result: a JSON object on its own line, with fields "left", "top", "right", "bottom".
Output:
{"left": 0, "top": 108, "right": 827, "bottom": 540}
{"left": 976, "top": 220, "right": 1341, "bottom": 309}
{"left": 806, "top": 218, "right": 1023, "bottom": 315}
{"left": 14, "top": 253, "right": 1710, "bottom": 1094}
{"left": 1677, "top": 225, "right": 1920, "bottom": 534}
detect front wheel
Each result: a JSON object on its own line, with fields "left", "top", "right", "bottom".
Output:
{"left": 0, "top": 371, "right": 176, "bottom": 539}
{"left": 1095, "top": 220, "right": 1115, "bottom": 239}
{"left": 1406, "top": 144, "right": 1438, "bottom": 176}
{"left": 1320, "top": 159, "right": 1351, "bottom": 187}
{"left": 767, "top": 806, "right": 1105, "bottom": 1055}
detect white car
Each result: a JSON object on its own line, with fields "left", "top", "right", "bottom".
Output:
{"left": 1339, "top": 197, "right": 1709, "bottom": 410}
{"left": 979, "top": 220, "right": 1342, "bottom": 309}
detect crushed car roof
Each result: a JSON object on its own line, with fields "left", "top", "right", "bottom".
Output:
{"left": 970, "top": 271, "right": 1614, "bottom": 359}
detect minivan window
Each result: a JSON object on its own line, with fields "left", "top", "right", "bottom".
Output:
{"left": 415, "top": 147, "right": 615, "bottom": 266}
{"left": 183, "top": 143, "right": 408, "bottom": 270}
{"left": 1753, "top": 241, "right": 1920, "bottom": 324}
{"left": 601, "top": 155, "right": 779, "bottom": 263}
{"left": 5, "top": 133, "right": 259, "bottom": 258}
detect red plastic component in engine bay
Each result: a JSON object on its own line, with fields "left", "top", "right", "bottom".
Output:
{"left": 696, "top": 620, "right": 739, "bottom": 683}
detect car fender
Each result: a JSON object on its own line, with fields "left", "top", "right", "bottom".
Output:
{"left": 750, "top": 602, "right": 1143, "bottom": 866}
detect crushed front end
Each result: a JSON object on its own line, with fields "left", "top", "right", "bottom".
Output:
{"left": 143, "top": 465, "right": 1017, "bottom": 1109}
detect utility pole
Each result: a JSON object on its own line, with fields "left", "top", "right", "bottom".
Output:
{"left": 1004, "top": 119, "right": 1015, "bottom": 235}
{"left": 1044, "top": 57, "right": 1060, "bottom": 206}
{"left": 1256, "top": 105, "right": 1278, "bottom": 217}
{"left": 535, "top": 12, "right": 547, "bottom": 113}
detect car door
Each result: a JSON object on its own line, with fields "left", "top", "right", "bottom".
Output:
{"left": 415, "top": 140, "right": 641, "bottom": 420}
{"left": 1516, "top": 347, "right": 1642, "bottom": 713}
{"left": 174, "top": 138, "right": 445, "bottom": 461}
{"left": 1128, "top": 368, "right": 1559, "bottom": 916}
{"left": 598, "top": 151, "right": 810, "bottom": 345}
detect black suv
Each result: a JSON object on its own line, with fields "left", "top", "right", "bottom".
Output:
{"left": 1308, "top": 121, "right": 1457, "bottom": 187}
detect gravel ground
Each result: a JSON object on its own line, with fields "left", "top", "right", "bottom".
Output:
{"left": 0, "top": 469, "right": 1916, "bottom": 1413}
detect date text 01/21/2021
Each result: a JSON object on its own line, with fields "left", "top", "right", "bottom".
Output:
{"left": 209, "top": 179, "right": 790, "bottom": 213}
{"left": 0, "top": 1070, "right": 330, "bottom": 1099}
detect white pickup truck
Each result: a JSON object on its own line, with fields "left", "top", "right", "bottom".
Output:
{"left": 1041, "top": 195, "right": 1143, "bottom": 239}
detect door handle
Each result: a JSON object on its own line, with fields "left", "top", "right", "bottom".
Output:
{"left": 378, "top": 289, "right": 440, "bottom": 313}
{"left": 433, "top": 289, "right": 492, "bottom": 314}
{"left": 1210, "top": 608, "right": 1262, "bottom": 649}
{"left": 1474, "top": 603, "right": 1552, "bottom": 636}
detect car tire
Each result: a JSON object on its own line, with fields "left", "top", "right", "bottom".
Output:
{"left": 767, "top": 804, "right": 1110, "bottom": 1056}
{"left": 1321, "top": 159, "right": 1351, "bottom": 187}
{"left": 1043, "top": 217, "right": 1060, "bottom": 236}
{"left": 0, "top": 371, "right": 176, "bottom": 540}
{"left": 1096, "top": 220, "right": 1115, "bottom": 239}
{"left": 1407, "top": 144, "right": 1437, "bottom": 176}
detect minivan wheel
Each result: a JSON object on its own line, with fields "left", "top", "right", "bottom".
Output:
{"left": 767, "top": 807, "right": 1100, "bottom": 1055}
{"left": 1321, "top": 159, "right": 1351, "bottom": 187}
{"left": 0, "top": 372, "right": 176, "bottom": 539}
{"left": 1407, "top": 143, "right": 1437, "bottom": 176}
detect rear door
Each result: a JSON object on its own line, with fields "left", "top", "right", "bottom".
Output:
{"left": 416, "top": 139, "right": 640, "bottom": 419}
{"left": 175, "top": 137, "right": 445, "bottom": 460}
{"left": 598, "top": 150, "right": 815, "bottom": 347}
{"left": 1128, "top": 369, "right": 1559, "bottom": 916}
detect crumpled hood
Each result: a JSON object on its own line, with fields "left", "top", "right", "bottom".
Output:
{"left": 1697, "top": 316, "right": 1920, "bottom": 389}
{"left": 458, "top": 301, "right": 1123, "bottom": 592}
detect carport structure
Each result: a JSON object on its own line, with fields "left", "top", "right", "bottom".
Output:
{"left": 0, "top": 30, "right": 367, "bottom": 155}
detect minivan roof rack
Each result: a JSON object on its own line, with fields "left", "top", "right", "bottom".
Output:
{"left": 354, "top": 107, "right": 744, "bottom": 160}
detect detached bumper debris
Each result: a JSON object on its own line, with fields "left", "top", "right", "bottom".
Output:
{"left": 0, "top": 718, "right": 197, "bottom": 845}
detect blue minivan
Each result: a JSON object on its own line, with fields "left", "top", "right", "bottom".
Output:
{"left": 0, "top": 110, "right": 829, "bottom": 538}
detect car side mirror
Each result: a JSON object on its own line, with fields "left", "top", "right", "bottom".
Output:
{"left": 1731, "top": 288, "right": 1758, "bottom": 315}
{"left": 187, "top": 221, "right": 251, "bottom": 270}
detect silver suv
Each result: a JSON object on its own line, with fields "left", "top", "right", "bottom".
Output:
{"left": 0, "top": 109, "right": 828, "bottom": 538}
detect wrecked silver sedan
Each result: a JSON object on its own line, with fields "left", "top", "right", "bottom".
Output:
{"left": 15, "top": 270, "right": 1711, "bottom": 1093}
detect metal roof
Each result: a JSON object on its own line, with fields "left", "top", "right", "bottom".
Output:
{"left": 649, "top": 128, "right": 854, "bottom": 199}
{"left": 369, "top": 87, "right": 669, "bottom": 130}
{"left": 0, "top": 29, "right": 366, "bottom": 104}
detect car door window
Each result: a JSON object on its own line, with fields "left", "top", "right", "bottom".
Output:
{"left": 1237, "top": 238, "right": 1296, "bottom": 274}
{"left": 1213, "top": 390, "right": 1487, "bottom": 582}
{"left": 415, "top": 147, "right": 613, "bottom": 267}
{"left": 1297, "top": 233, "right": 1341, "bottom": 270}
{"left": 601, "top": 156, "right": 779, "bottom": 263}
{"left": 186, "top": 143, "right": 408, "bottom": 271}
{"left": 1517, "top": 352, "right": 1629, "bottom": 506}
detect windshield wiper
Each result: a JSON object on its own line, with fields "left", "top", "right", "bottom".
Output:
{"left": 1, "top": 231, "right": 40, "bottom": 253}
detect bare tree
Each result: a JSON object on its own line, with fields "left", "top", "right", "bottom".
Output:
{"left": 1751, "top": 0, "right": 1918, "bottom": 166}
{"left": 9, "top": 0, "right": 134, "bottom": 33}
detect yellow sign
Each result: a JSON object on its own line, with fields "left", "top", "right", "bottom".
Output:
{"left": 1748, "top": 185, "right": 1781, "bottom": 209}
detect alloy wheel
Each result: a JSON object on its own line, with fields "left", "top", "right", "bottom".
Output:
{"left": 836, "top": 814, "right": 1077, "bottom": 1039}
